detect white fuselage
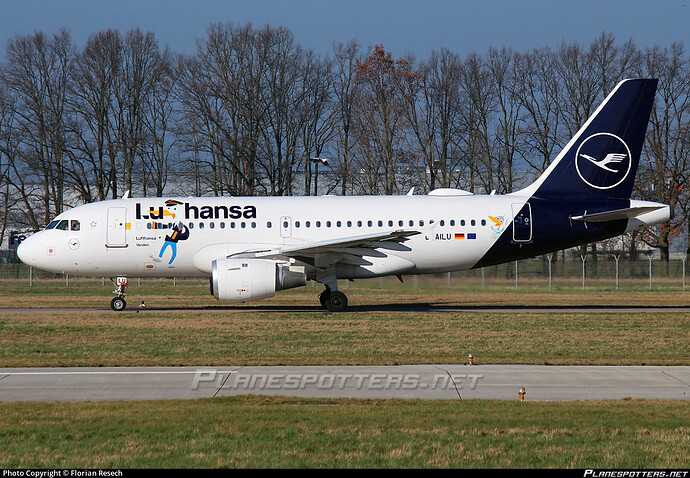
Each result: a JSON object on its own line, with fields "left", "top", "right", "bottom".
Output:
{"left": 16, "top": 191, "right": 670, "bottom": 283}
{"left": 17, "top": 192, "right": 526, "bottom": 279}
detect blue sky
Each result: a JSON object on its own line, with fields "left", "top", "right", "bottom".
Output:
{"left": 1, "top": 0, "right": 689, "bottom": 58}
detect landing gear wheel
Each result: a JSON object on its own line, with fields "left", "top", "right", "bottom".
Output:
{"left": 325, "top": 291, "right": 348, "bottom": 312}
{"left": 319, "top": 288, "right": 331, "bottom": 309}
{"left": 111, "top": 297, "right": 127, "bottom": 311}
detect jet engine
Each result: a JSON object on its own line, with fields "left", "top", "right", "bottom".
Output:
{"left": 210, "top": 258, "right": 306, "bottom": 302}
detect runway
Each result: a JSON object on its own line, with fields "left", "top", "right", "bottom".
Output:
{"left": 1, "top": 365, "right": 688, "bottom": 402}
{"left": 3, "top": 304, "right": 690, "bottom": 314}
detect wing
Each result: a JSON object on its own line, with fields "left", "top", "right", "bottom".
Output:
{"left": 602, "top": 153, "right": 627, "bottom": 164}
{"left": 231, "top": 229, "right": 420, "bottom": 268}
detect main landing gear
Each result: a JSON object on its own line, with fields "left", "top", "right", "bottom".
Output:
{"left": 110, "top": 276, "right": 128, "bottom": 311}
{"left": 319, "top": 286, "right": 348, "bottom": 312}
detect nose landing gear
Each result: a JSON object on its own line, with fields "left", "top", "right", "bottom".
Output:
{"left": 110, "top": 276, "right": 128, "bottom": 311}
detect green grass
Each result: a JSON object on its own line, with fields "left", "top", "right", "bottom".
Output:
{"left": 0, "top": 397, "right": 687, "bottom": 468}
{"left": 0, "top": 278, "right": 688, "bottom": 469}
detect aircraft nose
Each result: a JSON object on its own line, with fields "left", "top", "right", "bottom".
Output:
{"left": 16, "top": 235, "right": 37, "bottom": 267}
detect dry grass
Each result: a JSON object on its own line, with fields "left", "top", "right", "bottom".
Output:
{"left": 0, "top": 300, "right": 686, "bottom": 367}
{"left": 0, "top": 278, "right": 688, "bottom": 367}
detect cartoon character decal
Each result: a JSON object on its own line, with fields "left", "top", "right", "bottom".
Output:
{"left": 489, "top": 215, "right": 505, "bottom": 240}
{"left": 158, "top": 222, "right": 190, "bottom": 265}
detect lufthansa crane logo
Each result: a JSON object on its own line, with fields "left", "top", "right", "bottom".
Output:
{"left": 575, "top": 132, "right": 632, "bottom": 190}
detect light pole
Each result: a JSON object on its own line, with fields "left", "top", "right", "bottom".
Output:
{"left": 310, "top": 157, "right": 330, "bottom": 195}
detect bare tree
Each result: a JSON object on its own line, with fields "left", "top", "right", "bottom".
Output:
{"left": 636, "top": 43, "right": 690, "bottom": 267}
{"left": 114, "top": 28, "right": 168, "bottom": 196}
{"left": 2, "top": 30, "right": 74, "bottom": 227}
{"left": 299, "top": 50, "right": 335, "bottom": 195}
{"left": 332, "top": 40, "right": 361, "bottom": 195}
{"left": 141, "top": 51, "right": 176, "bottom": 197}
{"left": 513, "top": 47, "right": 563, "bottom": 178}
{"left": 68, "top": 29, "right": 122, "bottom": 201}
{"left": 487, "top": 47, "right": 523, "bottom": 193}
{"left": 457, "top": 53, "right": 496, "bottom": 193}
{"left": 353, "top": 45, "right": 410, "bottom": 195}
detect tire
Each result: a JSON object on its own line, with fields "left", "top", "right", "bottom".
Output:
{"left": 325, "top": 291, "right": 348, "bottom": 312}
{"left": 111, "top": 297, "right": 127, "bottom": 311}
{"left": 319, "top": 289, "right": 331, "bottom": 308}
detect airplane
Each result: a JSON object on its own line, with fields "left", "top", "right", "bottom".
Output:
{"left": 17, "top": 78, "right": 670, "bottom": 312}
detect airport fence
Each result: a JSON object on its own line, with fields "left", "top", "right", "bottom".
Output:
{"left": 1, "top": 249, "right": 688, "bottom": 292}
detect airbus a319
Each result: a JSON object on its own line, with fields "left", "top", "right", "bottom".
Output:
{"left": 17, "top": 79, "right": 670, "bottom": 312}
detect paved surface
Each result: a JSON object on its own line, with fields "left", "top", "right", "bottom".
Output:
{"left": 1, "top": 365, "right": 688, "bottom": 402}
{"left": 3, "top": 304, "right": 690, "bottom": 314}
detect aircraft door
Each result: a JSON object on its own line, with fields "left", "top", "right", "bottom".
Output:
{"left": 511, "top": 203, "right": 532, "bottom": 243}
{"left": 107, "top": 207, "right": 128, "bottom": 247}
{"left": 280, "top": 216, "right": 292, "bottom": 238}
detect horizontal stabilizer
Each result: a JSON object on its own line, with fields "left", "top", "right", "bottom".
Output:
{"left": 571, "top": 206, "right": 665, "bottom": 223}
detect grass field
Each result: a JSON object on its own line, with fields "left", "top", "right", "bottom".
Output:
{"left": 0, "top": 278, "right": 688, "bottom": 468}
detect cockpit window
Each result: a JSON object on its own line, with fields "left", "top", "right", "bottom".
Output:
{"left": 45, "top": 220, "right": 59, "bottom": 230}
{"left": 56, "top": 220, "right": 69, "bottom": 230}
{"left": 71, "top": 220, "right": 80, "bottom": 231}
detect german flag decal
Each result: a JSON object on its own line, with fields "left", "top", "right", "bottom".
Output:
{"left": 455, "top": 233, "right": 465, "bottom": 239}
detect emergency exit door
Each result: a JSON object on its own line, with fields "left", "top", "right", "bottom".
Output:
{"left": 280, "top": 216, "right": 292, "bottom": 238}
{"left": 511, "top": 203, "right": 532, "bottom": 243}
{"left": 107, "top": 207, "right": 128, "bottom": 247}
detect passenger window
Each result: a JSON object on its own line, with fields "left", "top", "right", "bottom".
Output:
{"left": 367, "top": 220, "right": 372, "bottom": 227}
{"left": 267, "top": 222, "right": 272, "bottom": 228}
{"left": 471, "top": 220, "right": 476, "bottom": 226}
{"left": 440, "top": 220, "right": 445, "bottom": 226}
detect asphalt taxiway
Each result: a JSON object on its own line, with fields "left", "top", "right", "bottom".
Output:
{"left": 1, "top": 365, "right": 688, "bottom": 402}
{"left": 3, "top": 304, "right": 690, "bottom": 314}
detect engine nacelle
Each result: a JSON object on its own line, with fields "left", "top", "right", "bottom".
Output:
{"left": 210, "top": 258, "right": 306, "bottom": 302}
